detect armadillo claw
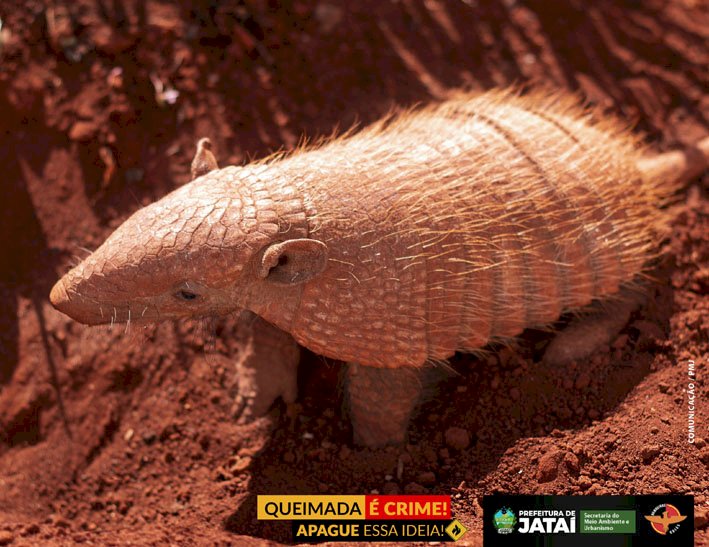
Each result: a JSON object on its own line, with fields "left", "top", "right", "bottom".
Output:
{"left": 232, "top": 314, "right": 300, "bottom": 423}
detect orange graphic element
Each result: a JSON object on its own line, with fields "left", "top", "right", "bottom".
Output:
{"left": 644, "top": 504, "right": 687, "bottom": 535}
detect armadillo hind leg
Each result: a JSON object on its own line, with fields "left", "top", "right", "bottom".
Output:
{"left": 232, "top": 312, "right": 300, "bottom": 423}
{"left": 543, "top": 287, "right": 647, "bottom": 367}
{"left": 344, "top": 363, "right": 427, "bottom": 447}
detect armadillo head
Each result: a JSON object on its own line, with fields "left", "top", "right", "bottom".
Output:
{"left": 49, "top": 165, "right": 328, "bottom": 326}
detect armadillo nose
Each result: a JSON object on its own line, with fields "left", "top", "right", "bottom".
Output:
{"left": 49, "top": 279, "right": 69, "bottom": 311}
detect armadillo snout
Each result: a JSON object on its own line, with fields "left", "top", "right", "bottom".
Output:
{"left": 49, "top": 278, "right": 69, "bottom": 311}
{"left": 49, "top": 276, "right": 103, "bottom": 325}
{"left": 49, "top": 271, "right": 123, "bottom": 326}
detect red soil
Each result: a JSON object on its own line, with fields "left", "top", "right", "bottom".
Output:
{"left": 0, "top": 1, "right": 707, "bottom": 545}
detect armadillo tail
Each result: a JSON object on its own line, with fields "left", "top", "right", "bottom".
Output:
{"left": 637, "top": 135, "right": 709, "bottom": 190}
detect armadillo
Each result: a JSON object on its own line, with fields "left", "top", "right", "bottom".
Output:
{"left": 50, "top": 89, "right": 709, "bottom": 447}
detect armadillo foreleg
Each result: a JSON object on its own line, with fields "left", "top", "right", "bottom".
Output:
{"left": 232, "top": 312, "right": 300, "bottom": 422}
{"left": 344, "top": 363, "right": 427, "bottom": 447}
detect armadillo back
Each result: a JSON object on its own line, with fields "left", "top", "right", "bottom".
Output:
{"left": 257, "top": 90, "right": 666, "bottom": 367}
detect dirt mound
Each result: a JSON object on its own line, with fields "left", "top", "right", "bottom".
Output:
{"left": 0, "top": 1, "right": 707, "bottom": 544}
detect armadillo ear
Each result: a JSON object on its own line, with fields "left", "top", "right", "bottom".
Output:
{"left": 190, "top": 137, "right": 219, "bottom": 180}
{"left": 258, "top": 239, "right": 328, "bottom": 285}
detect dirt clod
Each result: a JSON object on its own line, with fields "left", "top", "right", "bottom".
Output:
{"left": 537, "top": 450, "right": 565, "bottom": 483}
{"left": 563, "top": 452, "right": 580, "bottom": 475}
{"left": 445, "top": 427, "right": 471, "bottom": 451}
{"left": 577, "top": 476, "right": 593, "bottom": 490}
{"left": 404, "top": 482, "right": 427, "bottom": 495}
{"left": 696, "top": 508, "right": 709, "bottom": 530}
{"left": 640, "top": 445, "right": 662, "bottom": 463}
{"left": 575, "top": 372, "right": 591, "bottom": 390}
{"left": 418, "top": 471, "right": 437, "bottom": 486}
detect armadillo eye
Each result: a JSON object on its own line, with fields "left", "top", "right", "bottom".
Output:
{"left": 175, "top": 289, "right": 198, "bottom": 301}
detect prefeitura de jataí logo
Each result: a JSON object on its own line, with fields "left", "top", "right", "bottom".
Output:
{"left": 493, "top": 507, "right": 517, "bottom": 534}
{"left": 493, "top": 506, "right": 577, "bottom": 534}
{"left": 257, "top": 494, "right": 468, "bottom": 542}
